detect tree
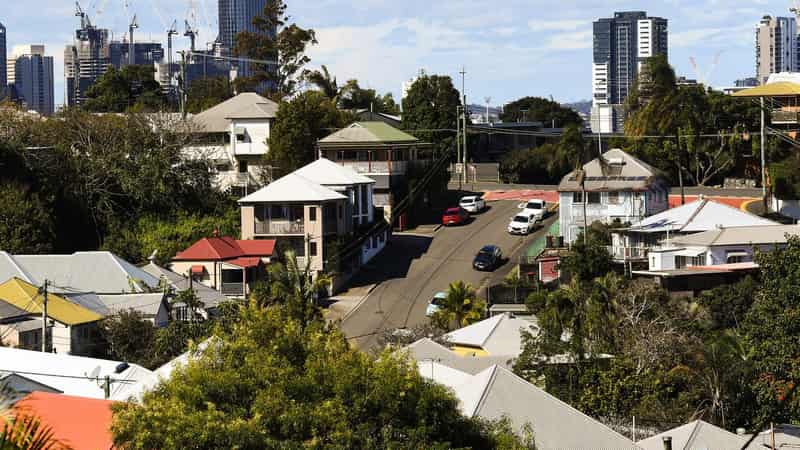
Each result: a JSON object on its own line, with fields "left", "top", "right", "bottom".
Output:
{"left": 233, "top": 0, "right": 317, "bottom": 99}
{"left": 557, "top": 232, "right": 613, "bottom": 283}
{"left": 253, "top": 250, "right": 330, "bottom": 326}
{"left": 101, "top": 310, "right": 158, "bottom": 366}
{"left": 185, "top": 76, "right": 234, "bottom": 114}
{"left": 83, "top": 65, "right": 166, "bottom": 113}
{"left": 306, "top": 65, "right": 339, "bottom": 101}
{"left": 110, "top": 304, "right": 524, "bottom": 449}
{"left": 401, "top": 72, "right": 461, "bottom": 158}
{"left": 499, "top": 97, "right": 582, "bottom": 127}
{"left": 431, "top": 281, "right": 485, "bottom": 331}
{"left": 338, "top": 79, "right": 400, "bottom": 115}
{"left": 0, "top": 182, "right": 54, "bottom": 254}
{"left": 265, "top": 91, "right": 347, "bottom": 175}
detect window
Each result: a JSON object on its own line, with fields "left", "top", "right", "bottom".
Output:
{"left": 573, "top": 192, "right": 584, "bottom": 203}
{"left": 608, "top": 192, "right": 620, "bottom": 204}
{"left": 309, "top": 206, "right": 317, "bottom": 222}
{"left": 361, "top": 185, "right": 368, "bottom": 215}
{"left": 357, "top": 151, "right": 370, "bottom": 161}
{"left": 588, "top": 192, "right": 601, "bottom": 204}
{"left": 238, "top": 160, "right": 248, "bottom": 173}
{"left": 338, "top": 205, "right": 343, "bottom": 219}
{"left": 676, "top": 256, "right": 687, "bottom": 269}
{"left": 690, "top": 253, "right": 706, "bottom": 266}
{"left": 310, "top": 242, "right": 318, "bottom": 256}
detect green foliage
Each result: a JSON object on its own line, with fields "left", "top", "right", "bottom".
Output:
{"left": 0, "top": 408, "right": 66, "bottom": 450}
{"left": 339, "top": 79, "right": 401, "bottom": 115}
{"left": 265, "top": 91, "right": 348, "bottom": 175}
{"left": 557, "top": 233, "right": 613, "bottom": 283}
{"left": 103, "top": 209, "right": 240, "bottom": 265}
{"left": 233, "top": 0, "right": 317, "bottom": 99}
{"left": 431, "top": 281, "right": 486, "bottom": 331}
{"left": 499, "top": 124, "right": 589, "bottom": 184}
{"left": 401, "top": 72, "right": 461, "bottom": 158}
{"left": 110, "top": 304, "right": 524, "bottom": 449}
{"left": 185, "top": 76, "right": 234, "bottom": 114}
{"left": 305, "top": 65, "right": 339, "bottom": 100}
{"left": 499, "top": 96, "right": 583, "bottom": 127}
{"left": 0, "top": 182, "right": 54, "bottom": 253}
{"left": 696, "top": 276, "right": 758, "bottom": 332}
{"left": 83, "top": 65, "right": 166, "bottom": 113}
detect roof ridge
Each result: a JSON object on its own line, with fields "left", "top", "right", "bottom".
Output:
{"left": 684, "top": 420, "right": 703, "bottom": 449}
{"left": 679, "top": 199, "right": 708, "bottom": 232}
{"left": 107, "top": 253, "right": 143, "bottom": 293}
{"left": 1, "top": 252, "right": 35, "bottom": 284}
{"left": 470, "top": 365, "right": 499, "bottom": 417}
{"left": 481, "top": 314, "right": 508, "bottom": 346}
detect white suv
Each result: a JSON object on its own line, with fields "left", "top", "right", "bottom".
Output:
{"left": 507, "top": 211, "right": 538, "bottom": 235}
{"left": 518, "top": 199, "right": 547, "bottom": 221}
{"left": 459, "top": 195, "right": 486, "bottom": 213}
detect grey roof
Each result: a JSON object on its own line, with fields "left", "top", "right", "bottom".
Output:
{"left": 7, "top": 252, "right": 160, "bottom": 294}
{"left": 404, "top": 338, "right": 515, "bottom": 374}
{"left": 671, "top": 224, "right": 800, "bottom": 247}
{"left": 141, "top": 262, "right": 228, "bottom": 310}
{"left": 638, "top": 420, "right": 747, "bottom": 450}
{"left": 0, "top": 252, "right": 34, "bottom": 285}
{"left": 744, "top": 424, "right": 800, "bottom": 449}
{"left": 443, "top": 313, "right": 539, "bottom": 356}
{"left": 627, "top": 199, "right": 778, "bottom": 234}
{"left": 191, "top": 92, "right": 278, "bottom": 133}
{"left": 0, "top": 299, "right": 31, "bottom": 322}
{"left": 421, "top": 363, "right": 638, "bottom": 449}
{"left": 238, "top": 173, "right": 348, "bottom": 204}
{"left": 558, "top": 148, "right": 664, "bottom": 192}
{"left": 97, "top": 293, "right": 167, "bottom": 317}
{"left": 0, "top": 372, "right": 62, "bottom": 396}
{"left": 292, "top": 158, "right": 375, "bottom": 186}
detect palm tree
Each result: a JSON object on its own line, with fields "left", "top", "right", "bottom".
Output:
{"left": 259, "top": 250, "right": 331, "bottom": 327}
{"left": 432, "top": 281, "right": 485, "bottom": 331}
{"left": 306, "top": 65, "right": 339, "bottom": 102}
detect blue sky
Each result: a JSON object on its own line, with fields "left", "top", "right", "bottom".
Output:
{"left": 2, "top": 1, "right": 792, "bottom": 107}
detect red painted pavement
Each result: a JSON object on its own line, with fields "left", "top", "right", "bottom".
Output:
{"left": 482, "top": 190, "right": 756, "bottom": 210}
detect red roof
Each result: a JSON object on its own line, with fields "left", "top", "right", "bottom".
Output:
{"left": 10, "top": 392, "right": 114, "bottom": 450}
{"left": 173, "top": 236, "right": 275, "bottom": 261}
{"left": 224, "top": 257, "right": 262, "bottom": 268}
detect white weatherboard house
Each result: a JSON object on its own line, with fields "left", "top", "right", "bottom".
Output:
{"left": 185, "top": 92, "right": 278, "bottom": 195}
{"left": 610, "top": 198, "right": 779, "bottom": 263}
{"left": 558, "top": 148, "right": 670, "bottom": 244}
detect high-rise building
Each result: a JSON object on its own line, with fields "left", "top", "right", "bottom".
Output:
{"left": 8, "top": 45, "right": 54, "bottom": 115}
{"left": 756, "top": 15, "right": 798, "bottom": 85}
{"left": 109, "top": 40, "right": 164, "bottom": 68}
{"left": 64, "top": 22, "right": 110, "bottom": 107}
{"left": 0, "top": 22, "right": 7, "bottom": 95}
{"left": 591, "top": 11, "right": 668, "bottom": 133}
{"left": 218, "top": 0, "right": 270, "bottom": 53}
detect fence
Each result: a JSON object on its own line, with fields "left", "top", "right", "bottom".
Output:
{"left": 486, "top": 285, "right": 538, "bottom": 305}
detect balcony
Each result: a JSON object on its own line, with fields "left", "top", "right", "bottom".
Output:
{"left": 255, "top": 220, "right": 305, "bottom": 235}
{"left": 772, "top": 109, "right": 800, "bottom": 124}
{"left": 608, "top": 246, "right": 648, "bottom": 262}
{"left": 343, "top": 161, "right": 409, "bottom": 175}
{"left": 232, "top": 142, "right": 267, "bottom": 156}
{"left": 221, "top": 282, "right": 246, "bottom": 297}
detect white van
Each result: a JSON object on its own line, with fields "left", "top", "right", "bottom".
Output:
{"left": 507, "top": 210, "right": 538, "bottom": 235}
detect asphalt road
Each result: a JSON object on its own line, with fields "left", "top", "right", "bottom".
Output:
{"left": 340, "top": 200, "right": 556, "bottom": 351}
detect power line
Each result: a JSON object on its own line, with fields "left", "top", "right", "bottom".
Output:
{"left": 0, "top": 369, "right": 139, "bottom": 383}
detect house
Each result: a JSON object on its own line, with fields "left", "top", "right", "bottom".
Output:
{"left": 610, "top": 197, "right": 778, "bottom": 264}
{"left": 417, "top": 362, "right": 638, "bottom": 449}
{"left": 317, "top": 121, "right": 434, "bottom": 222}
{"left": 185, "top": 92, "right": 279, "bottom": 195}
{"left": 141, "top": 261, "right": 230, "bottom": 320}
{"left": 0, "top": 346, "right": 152, "bottom": 399}
{"left": 6, "top": 392, "right": 115, "bottom": 450}
{"left": 354, "top": 109, "right": 401, "bottom": 128}
{"left": 635, "top": 224, "right": 800, "bottom": 295}
{"left": 0, "top": 278, "right": 103, "bottom": 355}
{"left": 62, "top": 291, "right": 170, "bottom": 327}
{"left": 404, "top": 338, "right": 517, "bottom": 374}
{"left": 0, "top": 372, "right": 62, "bottom": 396}
{"left": 637, "top": 420, "right": 747, "bottom": 450}
{"left": 558, "top": 148, "right": 670, "bottom": 244}
{"left": 442, "top": 313, "right": 539, "bottom": 358}
{"left": 744, "top": 424, "right": 800, "bottom": 449}
{"left": 170, "top": 236, "right": 275, "bottom": 298}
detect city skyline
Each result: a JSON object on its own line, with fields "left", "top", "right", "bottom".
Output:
{"left": 1, "top": 1, "right": 795, "bottom": 108}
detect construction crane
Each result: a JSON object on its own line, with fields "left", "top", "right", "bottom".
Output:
{"left": 167, "top": 20, "right": 178, "bottom": 84}
{"left": 75, "top": 2, "right": 91, "bottom": 29}
{"left": 792, "top": 0, "right": 800, "bottom": 20}
{"left": 184, "top": 19, "right": 197, "bottom": 52}
{"left": 128, "top": 14, "right": 138, "bottom": 65}
{"left": 688, "top": 51, "right": 722, "bottom": 86}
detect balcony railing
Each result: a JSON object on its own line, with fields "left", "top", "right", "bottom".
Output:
{"left": 221, "top": 282, "right": 245, "bottom": 297}
{"left": 772, "top": 109, "right": 800, "bottom": 124}
{"left": 255, "top": 220, "right": 304, "bottom": 235}
{"left": 608, "top": 246, "right": 648, "bottom": 261}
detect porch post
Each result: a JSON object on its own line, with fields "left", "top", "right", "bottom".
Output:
{"left": 242, "top": 266, "right": 247, "bottom": 298}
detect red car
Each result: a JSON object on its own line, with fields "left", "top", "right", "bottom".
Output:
{"left": 442, "top": 207, "right": 469, "bottom": 226}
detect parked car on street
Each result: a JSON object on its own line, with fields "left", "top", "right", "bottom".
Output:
{"left": 473, "top": 245, "right": 502, "bottom": 271}
{"left": 507, "top": 211, "right": 538, "bottom": 235}
{"left": 442, "top": 207, "right": 469, "bottom": 226}
{"left": 459, "top": 195, "right": 486, "bottom": 213}
{"left": 518, "top": 199, "right": 547, "bottom": 221}
{"left": 426, "top": 292, "right": 447, "bottom": 317}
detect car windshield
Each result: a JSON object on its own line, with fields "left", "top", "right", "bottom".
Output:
{"left": 446, "top": 208, "right": 460, "bottom": 214}
{"left": 513, "top": 215, "right": 528, "bottom": 223}
{"left": 477, "top": 250, "right": 493, "bottom": 258}
{"left": 431, "top": 296, "right": 445, "bottom": 305}
{"left": 460, "top": 198, "right": 474, "bottom": 204}
{"left": 527, "top": 201, "right": 543, "bottom": 209}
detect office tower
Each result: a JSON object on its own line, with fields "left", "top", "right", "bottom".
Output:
{"left": 591, "top": 11, "right": 668, "bottom": 133}
{"left": 0, "top": 22, "right": 6, "bottom": 95}
{"left": 218, "top": 0, "right": 270, "bottom": 52}
{"left": 756, "top": 16, "right": 798, "bottom": 85}
{"left": 8, "top": 45, "right": 54, "bottom": 115}
{"left": 108, "top": 40, "right": 164, "bottom": 68}
{"left": 64, "top": 22, "right": 110, "bottom": 107}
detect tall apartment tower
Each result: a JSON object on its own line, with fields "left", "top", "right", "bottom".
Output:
{"left": 756, "top": 16, "right": 799, "bottom": 85}
{"left": 218, "top": 0, "right": 270, "bottom": 52}
{"left": 8, "top": 45, "right": 54, "bottom": 115}
{"left": 591, "top": 11, "right": 668, "bottom": 133}
{"left": 0, "top": 22, "right": 7, "bottom": 95}
{"left": 64, "top": 23, "right": 110, "bottom": 107}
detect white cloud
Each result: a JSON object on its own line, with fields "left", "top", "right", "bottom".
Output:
{"left": 528, "top": 19, "right": 589, "bottom": 32}
{"left": 542, "top": 30, "right": 593, "bottom": 50}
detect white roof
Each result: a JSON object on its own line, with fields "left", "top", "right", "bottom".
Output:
{"left": 671, "top": 224, "right": 800, "bottom": 247}
{"left": 238, "top": 173, "right": 347, "bottom": 203}
{"left": 443, "top": 313, "right": 539, "bottom": 356}
{"left": 628, "top": 199, "right": 777, "bottom": 234}
{"left": 638, "top": 420, "right": 747, "bottom": 450}
{"left": 111, "top": 339, "right": 211, "bottom": 402}
{"left": 0, "top": 347, "right": 152, "bottom": 399}
{"left": 421, "top": 364, "right": 638, "bottom": 449}
{"left": 292, "top": 158, "right": 375, "bottom": 186}
{"left": 404, "top": 338, "right": 515, "bottom": 374}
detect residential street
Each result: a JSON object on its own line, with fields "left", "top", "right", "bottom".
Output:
{"left": 340, "top": 199, "right": 557, "bottom": 351}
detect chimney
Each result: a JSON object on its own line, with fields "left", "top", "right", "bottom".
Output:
{"left": 662, "top": 436, "right": 673, "bottom": 450}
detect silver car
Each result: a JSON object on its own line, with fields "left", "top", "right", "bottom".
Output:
{"left": 459, "top": 195, "right": 486, "bottom": 213}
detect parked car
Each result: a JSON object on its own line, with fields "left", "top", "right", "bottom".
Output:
{"left": 473, "top": 245, "right": 502, "bottom": 271}
{"left": 518, "top": 199, "right": 547, "bottom": 221}
{"left": 426, "top": 292, "right": 447, "bottom": 317}
{"left": 442, "top": 207, "right": 469, "bottom": 226}
{"left": 507, "top": 211, "right": 538, "bottom": 235}
{"left": 459, "top": 195, "right": 486, "bottom": 213}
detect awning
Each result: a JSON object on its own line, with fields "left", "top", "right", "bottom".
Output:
{"left": 223, "top": 257, "right": 261, "bottom": 269}
{"left": 190, "top": 265, "right": 205, "bottom": 274}
{"left": 676, "top": 248, "right": 705, "bottom": 257}
{"left": 731, "top": 82, "right": 800, "bottom": 97}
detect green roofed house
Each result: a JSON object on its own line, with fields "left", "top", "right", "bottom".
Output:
{"left": 317, "top": 122, "right": 433, "bottom": 223}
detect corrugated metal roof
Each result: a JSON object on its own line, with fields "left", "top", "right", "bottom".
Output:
{"left": 0, "top": 278, "right": 103, "bottom": 325}
{"left": 141, "top": 263, "right": 227, "bottom": 310}
{"left": 638, "top": 420, "right": 747, "bottom": 450}
{"left": 731, "top": 81, "right": 800, "bottom": 97}
{"left": 671, "top": 224, "right": 800, "bottom": 247}
{"left": 238, "top": 173, "right": 348, "bottom": 203}
{"left": 191, "top": 92, "right": 277, "bottom": 133}
{"left": 443, "top": 313, "right": 539, "bottom": 356}
{"left": 319, "top": 122, "right": 419, "bottom": 144}
{"left": 558, "top": 148, "right": 664, "bottom": 192}
{"left": 628, "top": 199, "right": 778, "bottom": 234}
{"left": 293, "top": 158, "right": 375, "bottom": 186}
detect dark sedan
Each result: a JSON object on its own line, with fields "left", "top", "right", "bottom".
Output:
{"left": 473, "top": 245, "right": 502, "bottom": 271}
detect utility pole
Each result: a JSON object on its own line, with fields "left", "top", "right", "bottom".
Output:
{"left": 456, "top": 105, "right": 462, "bottom": 191}
{"left": 179, "top": 50, "right": 188, "bottom": 119}
{"left": 40, "top": 279, "right": 48, "bottom": 352}
{"left": 761, "top": 96, "right": 768, "bottom": 211}
{"left": 460, "top": 66, "right": 467, "bottom": 186}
